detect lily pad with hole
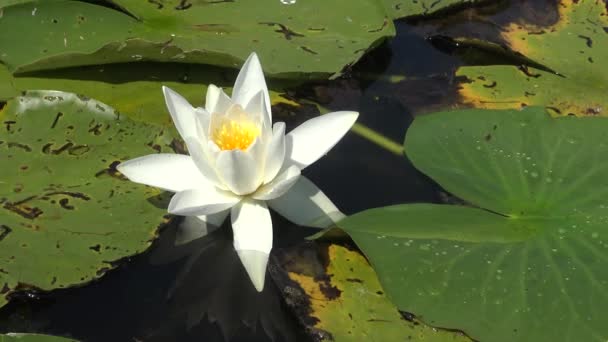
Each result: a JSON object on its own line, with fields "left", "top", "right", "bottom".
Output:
{"left": 456, "top": 0, "right": 608, "bottom": 116}
{"left": 339, "top": 107, "right": 608, "bottom": 341}
{"left": 0, "top": 0, "right": 393, "bottom": 78}
{"left": 271, "top": 242, "right": 472, "bottom": 341}
{"left": 0, "top": 91, "right": 176, "bottom": 308}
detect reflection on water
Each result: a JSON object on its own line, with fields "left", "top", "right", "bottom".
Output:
{"left": 0, "top": 219, "right": 307, "bottom": 342}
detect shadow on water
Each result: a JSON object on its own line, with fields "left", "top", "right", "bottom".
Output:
{"left": 0, "top": 0, "right": 560, "bottom": 340}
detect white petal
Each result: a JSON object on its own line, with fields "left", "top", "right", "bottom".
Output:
{"left": 194, "top": 107, "right": 211, "bottom": 136}
{"left": 253, "top": 165, "right": 300, "bottom": 201}
{"left": 247, "top": 136, "right": 266, "bottom": 188}
{"left": 209, "top": 87, "right": 234, "bottom": 117}
{"left": 162, "top": 86, "right": 199, "bottom": 141}
{"left": 168, "top": 188, "right": 240, "bottom": 216}
{"left": 184, "top": 137, "right": 227, "bottom": 190}
{"left": 268, "top": 176, "right": 345, "bottom": 228}
{"left": 185, "top": 116, "right": 228, "bottom": 190}
{"left": 117, "top": 154, "right": 208, "bottom": 192}
{"left": 231, "top": 199, "right": 273, "bottom": 292}
{"left": 174, "top": 210, "right": 229, "bottom": 245}
{"left": 232, "top": 53, "right": 271, "bottom": 122}
{"left": 244, "top": 90, "right": 268, "bottom": 127}
{"left": 231, "top": 200, "right": 273, "bottom": 253}
{"left": 215, "top": 148, "right": 261, "bottom": 195}
{"left": 237, "top": 250, "right": 269, "bottom": 292}
{"left": 205, "top": 84, "right": 220, "bottom": 114}
{"left": 284, "top": 111, "right": 358, "bottom": 169}
{"left": 263, "top": 122, "right": 286, "bottom": 184}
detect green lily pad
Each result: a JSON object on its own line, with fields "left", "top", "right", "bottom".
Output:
{"left": 0, "top": 91, "right": 175, "bottom": 309}
{"left": 0, "top": 63, "right": 222, "bottom": 126}
{"left": 0, "top": 66, "right": 18, "bottom": 101}
{"left": 271, "top": 242, "right": 472, "bottom": 341}
{"left": 0, "top": 333, "right": 77, "bottom": 342}
{"left": 339, "top": 107, "right": 608, "bottom": 341}
{"left": 0, "top": 0, "right": 393, "bottom": 78}
{"left": 456, "top": 0, "right": 608, "bottom": 116}
{"left": 381, "top": 0, "right": 484, "bottom": 20}
{"left": 0, "top": 63, "right": 301, "bottom": 127}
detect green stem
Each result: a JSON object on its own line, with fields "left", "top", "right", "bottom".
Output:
{"left": 351, "top": 122, "right": 404, "bottom": 156}
{"left": 306, "top": 100, "right": 404, "bottom": 155}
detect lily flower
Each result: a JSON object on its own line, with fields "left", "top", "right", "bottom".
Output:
{"left": 117, "top": 52, "right": 358, "bottom": 291}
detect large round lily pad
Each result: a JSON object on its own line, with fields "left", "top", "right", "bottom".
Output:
{"left": 456, "top": 0, "right": 608, "bottom": 116}
{"left": 0, "top": 91, "right": 175, "bottom": 308}
{"left": 340, "top": 107, "right": 608, "bottom": 341}
{"left": 0, "top": 0, "right": 394, "bottom": 78}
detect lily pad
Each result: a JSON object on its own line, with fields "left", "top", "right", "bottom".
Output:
{"left": 0, "top": 91, "right": 175, "bottom": 308}
{"left": 456, "top": 0, "right": 608, "bottom": 116}
{"left": 0, "top": 67, "right": 18, "bottom": 101}
{"left": 0, "top": 63, "right": 301, "bottom": 126}
{"left": 271, "top": 242, "right": 472, "bottom": 341}
{"left": 0, "top": 0, "right": 394, "bottom": 78}
{"left": 0, "top": 333, "right": 77, "bottom": 342}
{"left": 381, "top": 0, "right": 483, "bottom": 20}
{"left": 339, "top": 107, "right": 608, "bottom": 341}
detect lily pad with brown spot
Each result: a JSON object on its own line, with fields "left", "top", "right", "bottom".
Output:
{"left": 270, "top": 242, "right": 473, "bottom": 342}
{"left": 456, "top": 0, "right": 608, "bottom": 116}
{"left": 0, "top": 91, "right": 176, "bottom": 309}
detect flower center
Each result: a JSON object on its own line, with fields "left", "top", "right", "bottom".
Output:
{"left": 212, "top": 119, "right": 260, "bottom": 151}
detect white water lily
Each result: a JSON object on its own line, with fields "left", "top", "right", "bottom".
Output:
{"left": 117, "top": 53, "right": 358, "bottom": 292}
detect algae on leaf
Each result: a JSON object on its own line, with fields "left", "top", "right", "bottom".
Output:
{"left": 340, "top": 107, "right": 608, "bottom": 342}
{"left": 0, "top": 91, "right": 176, "bottom": 309}
{"left": 457, "top": 0, "right": 608, "bottom": 116}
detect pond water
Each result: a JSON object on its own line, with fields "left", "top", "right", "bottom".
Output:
{"left": 0, "top": 0, "right": 572, "bottom": 341}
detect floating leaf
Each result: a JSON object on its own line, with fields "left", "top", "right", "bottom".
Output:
{"left": 0, "top": 0, "right": 394, "bottom": 78}
{"left": 381, "top": 0, "right": 484, "bottom": 20}
{"left": 340, "top": 107, "right": 608, "bottom": 341}
{"left": 0, "top": 63, "right": 301, "bottom": 126}
{"left": 456, "top": 0, "right": 608, "bottom": 116}
{"left": 0, "top": 91, "right": 175, "bottom": 308}
{"left": 0, "top": 333, "right": 77, "bottom": 342}
{"left": 0, "top": 67, "right": 18, "bottom": 101}
{"left": 271, "top": 242, "right": 472, "bottom": 341}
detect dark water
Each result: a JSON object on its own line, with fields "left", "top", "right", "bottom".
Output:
{"left": 0, "top": 1, "right": 557, "bottom": 340}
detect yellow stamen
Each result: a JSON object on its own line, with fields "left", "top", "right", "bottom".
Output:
{"left": 212, "top": 119, "right": 260, "bottom": 151}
